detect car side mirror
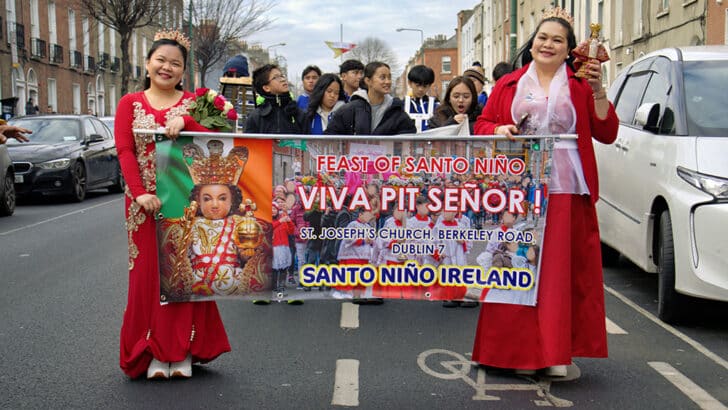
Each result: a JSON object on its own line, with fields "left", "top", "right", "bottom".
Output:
{"left": 634, "top": 103, "right": 660, "bottom": 133}
{"left": 88, "top": 134, "right": 105, "bottom": 144}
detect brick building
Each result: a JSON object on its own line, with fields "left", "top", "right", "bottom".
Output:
{"left": 0, "top": 0, "right": 184, "bottom": 119}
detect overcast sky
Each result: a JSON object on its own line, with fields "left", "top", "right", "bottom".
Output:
{"left": 245, "top": 0, "right": 479, "bottom": 90}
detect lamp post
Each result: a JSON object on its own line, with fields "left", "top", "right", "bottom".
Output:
{"left": 396, "top": 28, "right": 424, "bottom": 65}
{"left": 265, "top": 42, "right": 286, "bottom": 64}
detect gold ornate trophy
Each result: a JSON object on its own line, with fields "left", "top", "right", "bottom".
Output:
{"left": 573, "top": 23, "right": 610, "bottom": 78}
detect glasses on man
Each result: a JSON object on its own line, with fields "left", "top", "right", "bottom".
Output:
{"left": 269, "top": 74, "right": 287, "bottom": 83}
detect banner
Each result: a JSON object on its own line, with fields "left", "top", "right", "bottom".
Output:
{"left": 324, "top": 41, "right": 357, "bottom": 58}
{"left": 155, "top": 128, "right": 559, "bottom": 305}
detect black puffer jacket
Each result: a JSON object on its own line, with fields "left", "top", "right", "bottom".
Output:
{"left": 325, "top": 91, "right": 416, "bottom": 135}
{"left": 244, "top": 92, "right": 305, "bottom": 134}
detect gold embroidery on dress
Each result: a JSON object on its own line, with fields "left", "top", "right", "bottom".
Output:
{"left": 125, "top": 99, "right": 192, "bottom": 269}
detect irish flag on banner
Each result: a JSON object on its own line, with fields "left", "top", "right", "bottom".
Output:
{"left": 156, "top": 135, "right": 273, "bottom": 220}
{"left": 325, "top": 41, "right": 356, "bottom": 58}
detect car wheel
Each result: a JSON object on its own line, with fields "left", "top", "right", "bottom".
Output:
{"left": 69, "top": 162, "right": 87, "bottom": 202}
{"left": 601, "top": 242, "right": 620, "bottom": 266}
{"left": 108, "top": 163, "right": 125, "bottom": 194}
{"left": 0, "top": 174, "right": 16, "bottom": 216}
{"left": 656, "top": 210, "right": 685, "bottom": 324}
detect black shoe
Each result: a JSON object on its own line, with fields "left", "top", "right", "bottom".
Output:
{"left": 253, "top": 300, "right": 271, "bottom": 305}
{"left": 459, "top": 301, "right": 479, "bottom": 308}
{"left": 287, "top": 299, "right": 304, "bottom": 305}
{"left": 442, "top": 300, "right": 460, "bottom": 308}
{"left": 353, "top": 298, "right": 384, "bottom": 305}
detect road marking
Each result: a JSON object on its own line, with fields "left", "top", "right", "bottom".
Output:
{"left": 606, "top": 317, "right": 628, "bottom": 334}
{"left": 416, "top": 349, "right": 574, "bottom": 406}
{"left": 605, "top": 285, "right": 728, "bottom": 372}
{"left": 340, "top": 302, "right": 359, "bottom": 329}
{"left": 332, "top": 359, "right": 359, "bottom": 407}
{"left": 0, "top": 198, "right": 122, "bottom": 236}
{"left": 648, "top": 362, "right": 727, "bottom": 410}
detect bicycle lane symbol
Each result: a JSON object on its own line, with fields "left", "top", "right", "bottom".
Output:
{"left": 417, "top": 349, "right": 575, "bottom": 407}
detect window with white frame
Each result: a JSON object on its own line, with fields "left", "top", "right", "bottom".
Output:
{"left": 68, "top": 9, "right": 76, "bottom": 51}
{"left": 110, "top": 30, "right": 116, "bottom": 58}
{"left": 725, "top": 9, "right": 728, "bottom": 45}
{"left": 615, "top": 0, "right": 623, "bottom": 44}
{"left": 442, "top": 56, "right": 451, "bottom": 74}
{"left": 109, "top": 85, "right": 116, "bottom": 115}
{"left": 658, "top": 0, "right": 669, "bottom": 13}
{"left": 83, "top": 16, "right": 90, "bottom": 67}
{"left": 30, "top": 0, "right": 39, "bottom": 39}
{"left": 47, "top": 78, "right": 57, "bottom": 111}
{"left": 72, "top": 83, "right": 81, "bottom": 114}
{"left": 48, "top": 1, "right": 57, "bottom": 45}
{"left": 632, "top": 0, "right": 643, "bottom": 38}
{"left": 98, "top": 22, "right": 105, "bottom": 54}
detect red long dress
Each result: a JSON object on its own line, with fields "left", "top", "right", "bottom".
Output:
{"left": 115, "top": 91, "right": 231, "bottom": 378}
{"left": 471, "top": 64, "right": 618, "bottom": 369}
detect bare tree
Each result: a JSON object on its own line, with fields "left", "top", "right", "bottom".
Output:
{"left": 348, "top": 37, "right": 399, "bottom": 70}
{"left": 191, "top": 0, "right": 276, "bottom": 87}
{"left": 76, "top": 0, "right": 164, "bottom": 95}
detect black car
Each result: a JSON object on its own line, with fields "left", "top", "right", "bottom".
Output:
{"left": 0, "top": 144, "right": 15, "bottom": 215}
{"left": 7, "top": 115, "right": 124, "bottom": 202}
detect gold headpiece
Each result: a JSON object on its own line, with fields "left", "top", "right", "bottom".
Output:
{"left": 542, "top": 7, "right": 574, "bottom": 26}
{"left": 154, "top": 29, "right": 191, "bottom": 52}
{"left": 183, "top": 140, "right": 249, "bottom": 185}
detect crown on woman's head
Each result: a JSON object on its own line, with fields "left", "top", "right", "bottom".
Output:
{"left": 183, "top": 140, "right": 249, "bottom": 185}
{"left": 154, "top": 29, "right": 191, "bottom": 52}
{"left": 542, "top": 7, "right": 574, "bottom": 26}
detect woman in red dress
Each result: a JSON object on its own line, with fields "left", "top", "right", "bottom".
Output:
{"left": 471, "top": 8, "right": 618, "bottom": 376}
{"left": 115, "top": 31, "right": 230, "bottom": 379}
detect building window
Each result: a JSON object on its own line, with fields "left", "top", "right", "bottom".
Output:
{"left": 73, "top": 84, "right": 81, "bottom": 114}
{"left": 442, "top": 81, "right": 450, "bottom": 99}
{"left": 47, "top": 78, "right": 57, "bottom": 111}
{"left": 632, "top": 0, "right": 643, "bottom": 38}
{"left": 68, "top": 10, "right": 76, "bottom": 52}
{"left": 658, "top": 0, "right": 669, "bottom": 13}
{"left": 725, "top": 9, "right": 728, "bottom": 45}
{"left": 30, "top": 0, "right": 39, "bottom": 39}
{"left": 442, "top": 56, "right": 451, "bottom": 74}
{"left": 48, "top": 1, "right": 57, "bottom": 45}
{"left": 615, "top": 0, "right": 623, "bottom": 44}
{"left": 98, "top": 22, "right": 105, "bottom": 54}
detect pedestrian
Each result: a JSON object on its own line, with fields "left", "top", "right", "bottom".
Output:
{"left": 245, "top": 64, "right": 305, "bottom": 134}
{"left": 297, "top": 65, "right": 322, "bottom": 110}
{"left": 304, "top": 73, "right": 346, "bottom": 134}
{"left": 404, "top": 64, "right": 437, "bottom": 132}
{"left": 246, "top": 64, "right": 306, "bottom": 305}
{"left": 471, "top": 7, "right": 618, "bottom": 376}
{"left": 25, "top": 98, "right": 39, "bottom": 115}
{"left": 427, "top": 76, "right": 482, "bottom": 134}
{"left": 46, "top": 105, "right": 55, "bottom": 114}
{"left": 326, "top": 61, "right": 416, "bottom": 136}
{"left": 463, "top": 66, "right": 488, "bottom": 107}
{"left": 114, "top": 30, "right": 231, "bottom": 380}
{"left": 339, "top": 59, "right": 364, "bottom": 102}
{"left": 492, "top": 61, "right": 514, "bottom": 83}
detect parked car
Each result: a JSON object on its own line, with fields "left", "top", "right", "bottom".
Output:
{"left": 99, "top": 116, "right": 115, "bottom": 136}
{"left": 595, "top": 46, "right": 728, "bottom": 323}
{"left": 0, "top": 144, "right": 15, "bottom": 216}
{"left": 6, "top": 115, "right": 125, "bottom": 202}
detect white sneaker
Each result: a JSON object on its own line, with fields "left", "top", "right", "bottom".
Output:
{"left": 544, "top": 365, "right": 568, "bottom": 377}
{"left": 331, "top": 290, "right": 353, "bottom": 300}
{"left": 170, "top": 354, "right": 192, "bottom": 378}
{"left": 146, "top": 358, "right": 170, "bottom": 380}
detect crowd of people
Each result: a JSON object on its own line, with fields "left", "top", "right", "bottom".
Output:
{"left": 114, "top": 6, "right": 618, "bottom": 382}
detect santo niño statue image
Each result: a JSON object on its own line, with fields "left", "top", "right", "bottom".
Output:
{"left": 159, "top": 139, "right": 272, "bottom": 301}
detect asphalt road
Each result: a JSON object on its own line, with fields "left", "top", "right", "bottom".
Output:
{"left": 0, "top": 192, "right": 726, "bottom": 409}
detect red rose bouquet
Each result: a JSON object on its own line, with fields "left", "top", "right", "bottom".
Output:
{"left": 189, "top": 88, "right": 238, "bottom": 132}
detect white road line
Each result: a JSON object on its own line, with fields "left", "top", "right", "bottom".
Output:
{"left": 648, "top": 362, "right": 727, "bottom": 410}
{"left": 340, "top": 302, "right": 359, "bottom": 329}
{"left": 606, "top": 317, "right": 628, "bottom": 334}
{"left": 0, "top": 198, "right": 123, "bottom": 236}
{"left": 605, "top": 285, "right": 728, "bottom": 372}
{"left": 332, "top": 359, "right": 359, "bottom": 407}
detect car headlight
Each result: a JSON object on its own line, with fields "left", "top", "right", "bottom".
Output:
{"left": 677, "top": 166, "right": 728, "bottom": 199}
{"left": 37, "top": 158, "right": 71, "bottom": 170}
